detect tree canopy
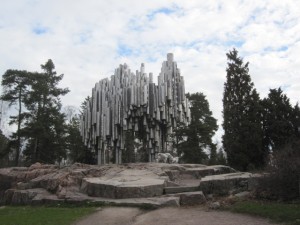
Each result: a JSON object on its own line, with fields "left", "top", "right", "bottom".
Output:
{"left": 1, "top": 70, "right": 32, "bottom": 165}
{"left": 262, "top": 88, "right": 300, "bottom": 152}
{"left": 22, "top": 60, "right": 70, "bottom": 164}
{"left": 1, "top": 53, "right": 299, "bottom": 169}
{"left": 1, "top": 60, "right": 70, "bottom": 165}
{"left": 176, "top": 92, "right": 218, "bottom": 164}
{"left": 222, "top": 49, "right": 265, "bottom": 171}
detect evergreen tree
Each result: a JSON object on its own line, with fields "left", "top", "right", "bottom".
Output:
{"left": 216, "top": 148, "right": 227, "bottom": 165}
{"left": 66, "top": 96, "right": 95, "bottom": 164}
{"left": 66, "top": 115, "right": 94, "bottom": 164}
{"left": 208, "top": 145, "right": 218, "bottom": 165}
{"left": 177, "top": 92, "right": 218, "bottom": 164}
{"left": 222, "top": 49, "right": 265, "bottom": 171}
{"left": 0, "top": 129, "right": 10, "bottom": 167}
{"left": 293, "top": 103, "right": 300, "bottom": 138}
{"left": 80, "top": 96, "right": 90, "bottom": 114}
{"left": 261, "top": 88, "right": 297, "bottom": 152}
{"left": 22, "top": 60, "right": 69, "bottom": 164}
{"left": 1, "top": 70, "right": 31, "bottom": 165}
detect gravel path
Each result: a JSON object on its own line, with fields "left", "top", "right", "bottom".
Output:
{"left": 73, "top": 206, "right": 277, "bottom": 225}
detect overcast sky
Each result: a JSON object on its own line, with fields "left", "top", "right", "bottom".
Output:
{"left": 1, "top": 0, "right": 300, "bottom": 141}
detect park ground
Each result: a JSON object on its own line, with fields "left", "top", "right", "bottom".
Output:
{"left": 0, "top": 200, "right": 299, "bottom": 225}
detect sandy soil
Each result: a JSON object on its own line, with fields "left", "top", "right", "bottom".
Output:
{"left": 73, "top": 206, "right": 277, "bottom": 225}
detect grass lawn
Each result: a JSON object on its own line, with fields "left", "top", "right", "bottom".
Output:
{"left": 229, "top": 200, "right": 300, "bottom": 225}
{"left": 0, "top": 206, "right": 96, "bottom": 225}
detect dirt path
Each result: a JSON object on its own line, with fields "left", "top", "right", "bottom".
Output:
{"left": 73, "top": 206, "right": 277, "bottom": 225}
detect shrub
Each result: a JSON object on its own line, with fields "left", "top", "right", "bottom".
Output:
{"left": 255, "top": 139, "right": 300, "bottom": 201}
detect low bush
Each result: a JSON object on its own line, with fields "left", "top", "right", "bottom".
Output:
{"left": 255, "top": 139, "right": 300, "bottom": 201}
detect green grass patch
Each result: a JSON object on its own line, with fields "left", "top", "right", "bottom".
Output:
{"left": 0, "top": 206, "right": 96, "bottom": 225}
{"left": 229, "top": 200, "right": 300, "bottom": 225}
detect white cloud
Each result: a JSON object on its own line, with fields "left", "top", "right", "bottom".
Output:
{"left": 0, "top": 0, "right": 300, "bottom": 141}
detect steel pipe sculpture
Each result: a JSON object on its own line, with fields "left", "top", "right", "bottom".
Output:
{"left": 80, "top": 53, "right": 191, "bottom": 164}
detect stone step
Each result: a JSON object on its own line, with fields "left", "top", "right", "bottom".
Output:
{"left": 80, "top": 169, "right": 168, "bottom": 199}
{"left": 164, "top": 185, "right": 199, "bottom": 194}
{"left": 179, "top": 191, "right": 206, "bottom": 206}
{"left": 180, "top": 165, "right": 236, "bottom": 179}
{"left": 199, "top": 172, "right": 260, "bottom": 196}
{"left": 0, "top": 163, "right": 246, "bottom": 207}
{"left": 4, "top": 188, "right": 180, "bottom": 208}
{"left": 164, "top": 191, "right": 206, "bottom": 206}
{"left": 89, "top": 196, "right": 180, "bottom": 208}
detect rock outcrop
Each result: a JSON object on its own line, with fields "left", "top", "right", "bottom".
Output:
{"left": 0, "top": 163, "right": 258, "bottom": 207}
{"left": 80, "top": 169, "right": 167, "bottom": 199}
{"left": 200, "top": 172, "right": 260, "bottom": 196}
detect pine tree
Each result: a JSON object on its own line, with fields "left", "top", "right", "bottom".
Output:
{"left": 0, "top": 129, "right": 10, "bottom": 167}
{"left": 222, "top": 49, "right": 265, "bottom": 171}
{"left": 1, "top": 70, "right": 31, "bottom": 165}
{"left": 22, "top": 60, "right": 69, "bottom": 164}
{"left": 261, "top": 88, "right": 297, "bottom": 152}
{"left": 208, "top": 145, "right": 218, "bottom": 165}
{"left": 66, "top": 115, "right": 94, "bottom": 164}
{"left": 177, "top": 92, "right": 218, "bottom": 164}
{"left": 80, "top": 96, "right": 90, "bottom": 114}
{"left": 216, "top": 148, "right": 227, "bottom": 165}
{"left": 293, "top": 103, "right": 300, "bottom": 138}
{"left": 208, "top": 141, "right": 227, "bottom": 165}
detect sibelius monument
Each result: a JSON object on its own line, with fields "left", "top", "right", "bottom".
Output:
{"left": 80, "top": 53, "right": 191, "bottom": 165}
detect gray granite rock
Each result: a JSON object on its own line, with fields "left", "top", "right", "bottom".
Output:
{"left": 200, "top": 172, "right": 254, "bottom": 196}
{"left": 234, "top": 191, "right": 250, "bottom": 198}
{"left": 164, "top": 185, "right": 199, "bottom": 194}
{"left": 0, "top": 163, "right": 257, "bottom": 207}
{"left": 5, "top": 188, "right": 51, "bottom": 205}
{"left": 181, "top": 165, "right": 236, "bottom": 179}
{"left": 179, "top": 191, "right": 206, "bottom": 206}
{"left": 81, "top": 169, "right": 167, "bottom": 199}
{"left": 209, "top": 201, "right": 221, "bottom": 209}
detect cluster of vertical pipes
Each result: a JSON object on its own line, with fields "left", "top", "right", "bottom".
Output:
{"left": 80, "top": 53, "right": 191, "bottom": 164}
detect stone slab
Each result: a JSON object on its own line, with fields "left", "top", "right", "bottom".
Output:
{"left": 181, "top": 165, "right": 236, "bottom": 179}
{"left": 90, "top": 196, "right": 180, "bottom": 208}
{"left": 0, "top": 163, "right": 250, "bottom": 205}
{"left": 164, "top": 185, "right": 199, "bottom": 194}
{"left": 80, "top": 169, "right": 167, "bottom": 199}
{"left": 199, "top": 172, "right": 254, "bottom": 195}
{"left": 179, "top": 191, "right": 206, "bottom": 206}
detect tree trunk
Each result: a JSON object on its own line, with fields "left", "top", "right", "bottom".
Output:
{"left": 34, "top": 138, "right": 39, "bottom": 163}
{"left": 15, "top": 87, "right": 22, "bottom": 166}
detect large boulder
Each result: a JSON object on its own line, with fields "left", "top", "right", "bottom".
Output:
{"left": 81, "top": 169, "right": 167, "bottom": 198}
{"left": 199, "top": 172, "right": 256, "bottom": 196}
{"left": 179, "top": 191, "right": 207, "bottom": 206}
{"left": 0, "top": 162, "right": 255, "bottom": 207}
{"left": 4, "top": 188, "right": 53, "bottom": 205}
{"left": 180, "top": 165, "right": 236, "bottom": 179}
